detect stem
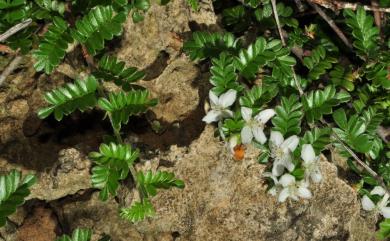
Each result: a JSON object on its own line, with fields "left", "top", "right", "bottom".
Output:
{"left": 309, "top": 0, "right": 390, "bottom": 13}
{"left": 270, "top": 0, "right": 304, "bottom": 96}
{"left": 307, "top": 1, "right": 353, "bottom": 49}
{"left": 96, "top": 82, "right": 145, "bottom": 202}
{"left": 0, "top": 19, "right": 32, "bottom": 43}
{"left": 0, "top": 55, "right": 23, "bottom": 87}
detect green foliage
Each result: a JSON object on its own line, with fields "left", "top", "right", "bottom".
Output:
{"left": 70, "top": 5, "right": 126, "bottom": 55}
{"left": 186, "top": 0, "right": 198, "bottom": 11}
{"left": 137, "top": 171, "right": 185, "bottom": 197}
{"left": 0, "top": 170, "right": 36, "bottom": 227}
{"left": 377, "top": 219, "right": 390, "bottom": 240}
{"left": 120, "top": 199, "right": 155, "bottom": 222}
{"left": 222, "top": 5, "right": 250, "bottom": 33}
{"left": 183, "top": 31, "right": 239, "bottom": 61}
{"left": 272, "top": 94, "right": 302, "bottom": 136}
{"left": 239, "top": 84, "right": 278, "bottom": 108}
{"left": 33, "top": 17, "right": 72, "bottom": 74}
{"left": 302, "top": 128, "right": 331, "bottom": 154}
{"left": 209, "top": 53, "right": 242, "bottom": 95}
{"left": 55, "top": 228, "right": 92, "bottom": 241}
{"left": 303, "top": 46, "right": 337, "bottom": 80}
{"left": 332, "top": 108, "right": 374, "bottom": 154}
{"left": 329, "top": 65, "right": 355, "bottom": 91}
{"left": 90, "top": 142, "right": 139, "bottom": 201}
{"left": 254, "top": 2, "right": 298, "bottom": 28}
{"left": 302, "top": 85, "right": 349, "bottom": 123}
{"left": 98, "top": 90, "right": 157, "bottom": 129}
{"left": 93, "top": 55, "right": 145, "bottom": 91}
{"left": 344, "top": 6, "right": 379, "bottom": 58}
{"left": 365, "top": 63, "right": 390, "bottom": 89}
{"left": 34, "top": 0, "right": 66, "bottom": 14}
{"left": 37, "top": 76, "right": 98, "bottom": 121}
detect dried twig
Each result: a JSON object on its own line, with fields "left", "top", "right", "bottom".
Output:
{"left": 0, "top": 55, "right": 23, "bottom": 87}
{"left": 307, "top": 1, "right": 353, "bottom": 49}
{"left": 270, "top": 0, "right": 304, "bottom": 96}
{"left": 0, "top": 19, "right": 32, "bottom": 43}
{"left": 310, "top": 0, "right": 390, "bottom": 13}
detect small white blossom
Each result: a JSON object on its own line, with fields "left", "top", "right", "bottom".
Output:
{"left": 202, "top": 89, "right": 237, "bottom": 124}
{"left": 263, "top": 172, "right": 281, "bottom": 196}
{"left": 301, "top": 144, "right": 322, "bottom": 183}
{"left": 361, "top": 186, "right": 390, "bottom": 218}
{"left": 269, "top": 131, "right": 299, "bottom": 176}
{"left": 241, "top": 107, "right": 275, "bottom": 145}
{"left": 278, "top": 174, "right": 312, "bottom": 202}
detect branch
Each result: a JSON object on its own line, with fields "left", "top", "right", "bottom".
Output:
{"left": 310, "top": 0, "right": 390, "bottom": 13}
{"left": 307, "top": 1, "right": 353, "bottom": 49}
{"left": 0, "top": 19, "right": 32, "bottom": 43}
{"left": 0, "top": 55, "right": 23, "bottom": 87}
{"left": 270, "top": 0, "right": 304, "bottom": 96}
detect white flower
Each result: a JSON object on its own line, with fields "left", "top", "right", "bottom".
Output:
{"left": 301, "top": 144, "right": 322, "bottom": 183}
{"left": 202, "top": 89, "right": 237, "bottom": 124}
{"left": 269, "top": 131, "right": 299, "bottom": 176}
{"left": 227, "top": 134, "right": 239, "bottom": 154}
{"left": 241, "top": 107, "right": 275, "bottom": 145}
{"left": 278, "top": 174, "right": 312, "bottom": 202}
{"left": 361, "top": 186, "right": 390, "bottom": 218}
{"left": 263, "top": 172, "right": 281, "bottom": 196}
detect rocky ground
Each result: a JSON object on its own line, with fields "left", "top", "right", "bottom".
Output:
{"left": 0, "top": 0, "right": 381, "bottom": 240}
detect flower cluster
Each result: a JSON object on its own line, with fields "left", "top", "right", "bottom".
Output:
{"left": 202, "top": 89, "right": 323, "bottom": 202}
{"left": 361, "top": 186, "right": 390, "bottom": 218}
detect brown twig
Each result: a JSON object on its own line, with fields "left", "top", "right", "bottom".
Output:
{"left": 310, "top": 0, "right": 390, "bottom": 13}
{"left": 0, "top": 19, "right": 32, "bottom": 43}
{"left": 0, "top": 55, "right": 23, "bottom": 87}
{"left": 307, "top": 1, "right": 353, "bottom": 49}
{"left": 270, "top": 0, "right": 304, "bottom": 96}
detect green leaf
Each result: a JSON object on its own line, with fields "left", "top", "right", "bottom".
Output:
{"left": 33, "top": 17, "right": 73, "bottom": 74}
{"left": 272, "top": 94, "right": 303, "bottom": 136}
{"left": 239, "top": 84, "right": 278, "bottom": 108}
{"left": 378, "top": 219, "right": 390, "bottom": 240}
{"left": 302, "top": 128, "right": 331, "bottom": 154}
{"left": 344, "top": 6, "right": 380, "bottom": 58}
{"left": 329, "top": 65, "right": 355, "bottom": 91}
{"left": 186, "top": 0, "right": 199, "bottom": 11}
{"left": 120, "top": 199, "right": 155, "bottom": 222}
{"left": 134, "top": 0, "right": 150, "bottom": 11}
{"left": 93, "top": 55, "right": 145, "bottom": 91}
{"left": 98, "top": 90, "right": 157, "bottom": 129}
{"left": 0, "top": 170, "right": 36, "bottom": 227}
{"left": 137, "top": 171, "right": 184, "bottom": 197}
{"left": 56, "top": 228, "right": 92, "bottom": 241}
{"left": 303, "top": 45, "right": 337, "bottom": 80}
{"left": 302, "top": 85, "right": 342, "bottom": 123}
{"left": 70, "top": 6, "right": 127, "bottom": 55}
{"left": 183, "top": 31, "right": 239, "bottom": 61}
{"left": 37, "top": 76, "right": 98, "bottom": 121}
{"left": 90, "top": 143, "right": 139, "bottom": 201}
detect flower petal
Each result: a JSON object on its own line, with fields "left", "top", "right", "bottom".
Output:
{"left": 310, "top": 170, "right": 322, "bottom": 183}
{"left": 209, "top": 90, "right": 219, "bottom": 107}
{"left": 270, "top": 131, "right": 284, "bottom": 147}
{"left": 297, "top": 186, "right": 312, "bottom": 199}
{"left": 272, "top": 162, "right": 285, "bottom": 177}
{"left": 268, "top": 187, "right": 278, "bottom": 196}
{"left": 278, "top": 188, "right": 290, "bottom": 202}
{"left": 285, "top": 159, "right": 295, "bottom": 172}
{"left": 281, "top": 135, "right": 299, "bottom": 152}
{"left": 361, "top": 195, "right": 375, "bottom": 211}
{"left": 221, "top": 109, "right": 234, "bottom": 119}
{"left": 301, "top": 144, "right": 316, "bottom": 164}
{"left": 255, "top": 109, "right": 276, "bottom": 124}
{"left": 202, "top": 110, "right": 221, "bottom": 123}
{"left": 219, "top": 89, "right": 237, "bottom": 108}
{"left": 371, "top": 186, "right": 386, "bottom": 196}
{"left": 241, "top": 107, "right": 252, "bottom": 122}
{"left": 241, "top": 125, "right": 253, "bottom": 144}
{"left": 279, "top": 174, "right": 295, "bottom": 187}
{"left": 253, "top": 126, "right": 267, "bottom": 144}
{"left": 381, "top": 207, "right": 390, "bottom": 218}
{"left": 228, "top": 135, "right": 239, "bottom": 154}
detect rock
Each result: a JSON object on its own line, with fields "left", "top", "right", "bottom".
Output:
{"left": 53, "top": 126, "right": 378, "bottom": 241}
{"left": 29, "top": 148, "right": 92, "bottom": 201}
{"left": 16, "top": 207, "right": 57, "bottom": 241}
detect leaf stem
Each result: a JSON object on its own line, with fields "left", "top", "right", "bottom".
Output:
{"left": 270, "top": 0, "right": 304, "bottom": 96}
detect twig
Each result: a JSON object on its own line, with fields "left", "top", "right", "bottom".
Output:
{"left": 0, "top": 19, "right": 32, "bottom": 43}
{"left": 0, "top": 55, "right": 23, "bottom": 87}
{"left": 310, "top": 0, "right": 390, "bottom": 13}
{"left": 371, "top": 0, "right": 382, "bottom": 30}
{"left": 270, "top": 0, "right": 304, "bottom": 96}
{"left": 307, "top": 1, "right": 353, "bottom": 49}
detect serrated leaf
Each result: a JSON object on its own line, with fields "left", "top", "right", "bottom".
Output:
{"left": 137, "top": 171, "right": 184, "bottom": 197}
{"left": 272, "top": 94, "right": 302, "bottom": 136}
{"left": 120, "top": 199, "right": 155, "bottom": 222}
